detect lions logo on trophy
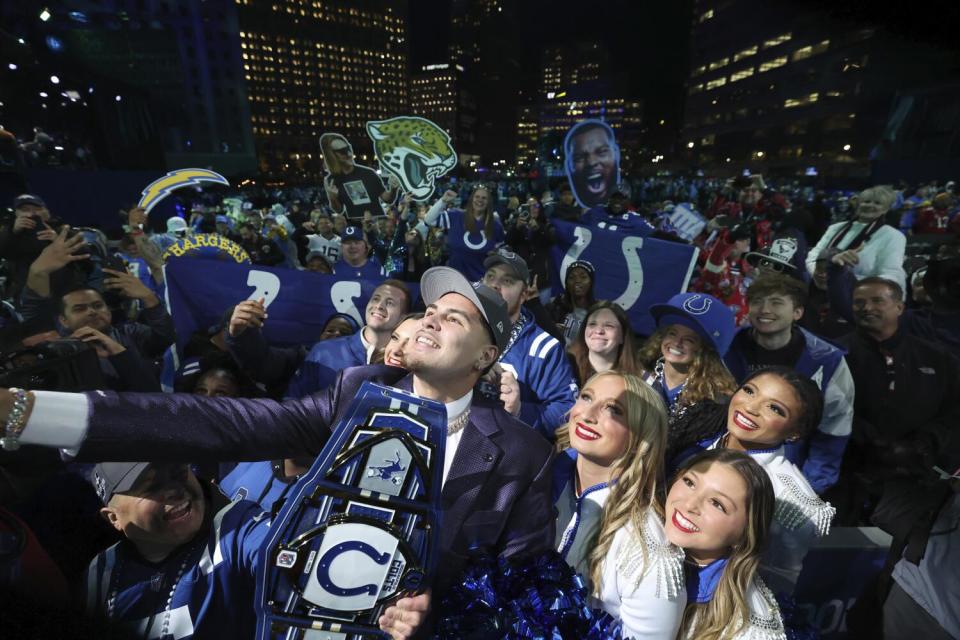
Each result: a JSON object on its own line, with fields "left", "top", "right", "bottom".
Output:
{"left": 256, "top": 382, "right": 446, "bottom": 640}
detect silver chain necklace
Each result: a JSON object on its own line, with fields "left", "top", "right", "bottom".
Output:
{"left": 655, "top": 358, "right": 688, "bottom": 419}
{"left": 447, "top": 408, "right": 471, "bottom": 436}
{"left": 498, "top": 312, "right": 527, "bottom": 359}
{"left": 106, "top": 539, "right": 200, "bottom": 637}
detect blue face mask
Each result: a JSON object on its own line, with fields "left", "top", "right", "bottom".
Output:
{"left": 684, "top": 557, "right": 728, "bottom": 604}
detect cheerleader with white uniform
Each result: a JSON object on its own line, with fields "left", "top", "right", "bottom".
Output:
{"left": 671, "top": 366, "right": 836, "bottom": 594}
{"left": 552, "top": 370, "right": 687, "bottom": 639}
{"left": 665, "top": 448, "right": 788, "bottom": 640}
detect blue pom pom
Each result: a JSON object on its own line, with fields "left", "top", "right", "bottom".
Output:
{"left": 434, "top": 550, "right": 622, "bottom": 640}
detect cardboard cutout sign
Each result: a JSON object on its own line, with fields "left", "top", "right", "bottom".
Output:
{"left": 563, "top": 119, "right": 621, "bottom": 209}
{"left": 366, "top": 116, "right": 458, "bottom": 201}
{"left": 320, "top": 132, "right": 396, "bottom": 220}
{"left": 137, "top": 168, "right": 230, "bottom": 215}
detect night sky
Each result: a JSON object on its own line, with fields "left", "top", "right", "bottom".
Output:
{"left": 409, "top": 0, "right": 960, "bottom": 90}
{"left": 409, "top": 0, "right": 695, "bottom": 123}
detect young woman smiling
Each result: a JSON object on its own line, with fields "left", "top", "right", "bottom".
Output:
{"left": 553, "top": 371, "right": 687, "bottom": 639}
{"left": 567, "top": 301, "right": 643, "bottom": 385}
{"left": 665, "top": 449, "right": 787, "bottom": 640}
{"left": 373, "top": 312, "right": 424, "bottom": 368}
{"left": 639, "top": 293, "right": 737, "bottom": 426}
{"left": 670, "top": 367, "right": 836, "bottom": 594}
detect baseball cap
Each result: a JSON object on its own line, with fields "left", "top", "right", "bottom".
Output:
{"left": 567, "top": 259, "right": 595, "bottom": 279}
{"left": 745, "top": 237, "right": 799, "bottom": 273}
{"left": 483, "top": 247, "right": 530, "bottom": 283}
{"left": 420, "top": 266, "right": 513, "bottom": 354}
{"left": 91, "top": 462, "right": 152, "bottom": 504}
{"left": 649, "top": 292, "right": 736, "bottom": 356}
{"left": 342, "top": 225, "right": 365, "bottom": 242}
{"left": 13, "top": 194, "right": 46, "bottom": 209}
{"left": 215, "top": 215, "right": 229, "bottom": 224}
{"left": 166, "top": 216, "right": 188, "bottom": 233}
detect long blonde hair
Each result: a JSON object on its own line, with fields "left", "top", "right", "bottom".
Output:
{"left": 672, "top": 449, "right": 775, "bottom": 640}
{"left": 319, "top": 133, "right": 352, "bottom": 176}
{"left": 556, "top": 370, "right": 669, "bottom": 592}
{"left": 637, "top": 326, "right": 736, "bottom": 407}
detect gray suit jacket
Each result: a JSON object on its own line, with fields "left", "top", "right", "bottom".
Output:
{"left": 79, "top": 364, "right": 556, "bottom": 593}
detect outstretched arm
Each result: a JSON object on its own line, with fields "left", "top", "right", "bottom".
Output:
{"left": 1, "top": 379, "right": 340, "bottom": 463}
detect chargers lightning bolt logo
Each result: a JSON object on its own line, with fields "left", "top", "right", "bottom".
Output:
{"left": 137, "top": 168, "right": 230, "bottom": 214}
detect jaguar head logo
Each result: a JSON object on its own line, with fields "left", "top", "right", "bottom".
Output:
{"left": 366, "top": 117, "right": 458, "bottom": 200}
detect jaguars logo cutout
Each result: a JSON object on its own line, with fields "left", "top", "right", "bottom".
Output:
{"left": 366, "top": 116, "right": 458, "bottom": 201}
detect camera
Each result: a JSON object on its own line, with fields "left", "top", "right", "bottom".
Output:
{"left": 0, "top": 339, "right": 105, "bottom": 391}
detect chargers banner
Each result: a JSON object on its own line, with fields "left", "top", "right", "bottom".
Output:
{"left": 549, "top": 220, "right": 698, "bottom": 336}
{"left": 165, "top": 258, "right": 419, "bottom": 355}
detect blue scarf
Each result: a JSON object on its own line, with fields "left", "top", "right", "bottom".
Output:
{"left": 684, "top": 557, "right": 728, "bottom": 603}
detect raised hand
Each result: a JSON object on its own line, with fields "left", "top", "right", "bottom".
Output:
{"left": 228, "top": 298, "right": 267, "bottom": 337}
{"left": 31, "top": 226, "right": 89, "bottom": 275}
{"left": 103, "top": 267, "right": 155, "bottom": 305}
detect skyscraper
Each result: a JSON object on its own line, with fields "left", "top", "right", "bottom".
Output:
{"left": 409, "top": 63, "right": 476, "bottom": 153}
{"left": 237, "top": 0, "right": 409, "bottom": 179}
{"left": 682, "top": 0, "right": 957, "bottom": 177}
{"left": 515, "top": 41, "right": 643, "bottom": 175}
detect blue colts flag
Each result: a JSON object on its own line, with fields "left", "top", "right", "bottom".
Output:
{"left": 549, "top": 219, "right": 698, "bottom": 336}
{"left": 164, "top": 258, "right": 419, "bottom": 356}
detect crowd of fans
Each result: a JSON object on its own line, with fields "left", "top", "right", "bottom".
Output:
{"left": 0, "top": 167, "right": 958, "bottom": 640}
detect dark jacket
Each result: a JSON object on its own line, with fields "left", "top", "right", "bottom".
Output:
{"left": 838, "top": 328, "right": 960, "bottom": 478}
{"left": 75, "top": 364, "right": 556, "bottom": 596}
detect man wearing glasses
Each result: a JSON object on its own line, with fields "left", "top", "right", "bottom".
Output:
{"left": 320, "top": 133, "right": 400, "bottom": 222}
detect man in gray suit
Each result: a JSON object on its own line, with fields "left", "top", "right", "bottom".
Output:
{"left": 1, "top": 266, "right": 556, "bottom": 601}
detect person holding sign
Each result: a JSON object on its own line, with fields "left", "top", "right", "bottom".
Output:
{"left": 320, "top": 133, "right": 399, "bottom": 222}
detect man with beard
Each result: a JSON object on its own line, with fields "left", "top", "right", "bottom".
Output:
{"left": 2, "top": 267, "right": 555, "bottom": 616}
{"left": 84, "top": 462, "right": 426, "bottom": 639}
{"left": 827, "top": 277, "right": 960, "bottom": 524}
{"left": 565, "top": 121, "right": 620, "bottom": 209}
{"left": 480, "top": 249, "right": 578, "bottom": 438}
{"left": 226, "top": 280, "right": 411, "bottom": 398}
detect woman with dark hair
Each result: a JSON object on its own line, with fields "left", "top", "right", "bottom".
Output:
{"left": 420, "top": 185, "right": 504, "bottom": 280}
{"left": 547, "top": 260, "right": 597, "bottom": 345}
{"left": 665, "top": 448, "right": 786, "bottom": 640}
{"left": 638, "top": 292, "right": 738, "bottom": 424}
{"left": 670, "top": 367, "right": 835, "bottom": 594}
{"left": 567, "top": 301, "right": 642, "bottom": 385}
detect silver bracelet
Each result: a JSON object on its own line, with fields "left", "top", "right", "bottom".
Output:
{"left": 2, "top": 387, "right": 30, "bottom": 451}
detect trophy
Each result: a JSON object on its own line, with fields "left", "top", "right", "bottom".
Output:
{"left": 256, "top": 382, "right": 446, "bottom": 639}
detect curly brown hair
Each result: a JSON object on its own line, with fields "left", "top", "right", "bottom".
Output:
{"left": 637, "top": 326, "right": 736, "bottom": 408}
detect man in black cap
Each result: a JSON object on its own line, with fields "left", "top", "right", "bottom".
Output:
{"left": 481, "top": 248, "right": 578, "bottom": 438}
{"left": 86, "top": 462, "right": 428, "bottom": 639}
{"left": 0, "top": 194, "right": 61, "bottom": 300}
{"left": 2, "top": 266, "right": 555, "bottom": 606}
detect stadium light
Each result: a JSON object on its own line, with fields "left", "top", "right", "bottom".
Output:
{"left": 50, "top": 75, "right": 60, "bottom": 84}
{"left": 843, "top": 144, "right": 851, "bottom": 151}
{"left": 39, "top": 8, "right": 51, "bottom": 22}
